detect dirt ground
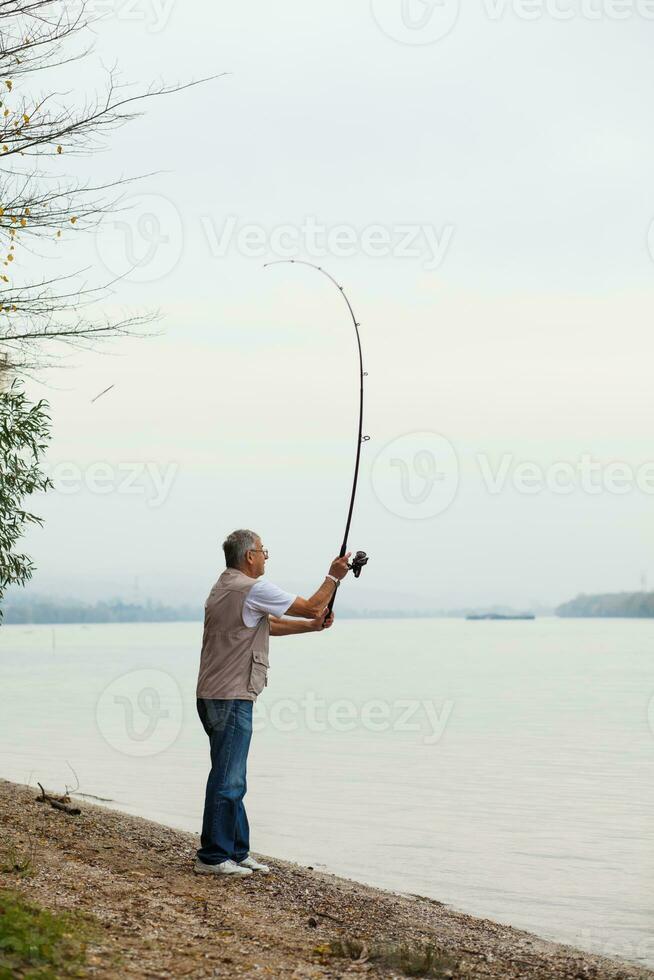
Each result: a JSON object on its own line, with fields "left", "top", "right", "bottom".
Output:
{"left": 1, "top": 779, "right": 651, "bottom": 980}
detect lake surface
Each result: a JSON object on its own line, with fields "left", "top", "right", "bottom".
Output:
{"left": 1, "top": 618, "right": 653, "bottom": 967}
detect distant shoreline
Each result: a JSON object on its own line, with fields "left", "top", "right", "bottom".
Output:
{"left": 0, "top": 596, "right": 549, "bottom": 625}
{"left": 1, "top": 611, "right": 504, "bottom": 625}
{"left": 5, "top": 590, "right": 654, "bottom": 624}
{"left": 6, "top": 611, "right": 654, "bottom": 625}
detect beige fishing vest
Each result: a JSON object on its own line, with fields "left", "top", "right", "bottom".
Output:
{"left": 196, "top": 568, "right": 270, "bottom": 700}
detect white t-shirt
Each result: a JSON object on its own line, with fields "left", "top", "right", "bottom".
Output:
{"left": 243, "top": 579, "right": 296, "bottom": 628}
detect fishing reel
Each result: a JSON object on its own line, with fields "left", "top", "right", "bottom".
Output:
{"left": 349, "top": 550, "right": 369, "bottom": 578}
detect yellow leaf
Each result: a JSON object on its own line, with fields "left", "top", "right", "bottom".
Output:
{"left": 56, "top": 230, "right": 61, "bottom": 238}
{"left": 56, "top": 145, "right": 62, "bottom": 154}
{"left": 0, "top": 208, "right": 3, "bottom": 216}
{"left": 7, "top": 254, "right": 13, "bottom": 261}
{"left": 22, "top": 114, "right": 29, "bottom": 124}
{"left": 70, "top": 216, "right": 77, "bottom": 224}
{"left": 20, "top": 218, "right": 26, "bottom": 226}
{"left": 3, "top": 109, "right": 8, "bottom": 117}
{"left": 24, "top": 208, "right": 30, "bottom": 215}
{"left": 2, "top": 146, "right": 7, "bottom": 153}
{"left": 10, "top": 216, "right": 15, "bottom": 223}
{"left": 5, "top": 80, "right": 12, "bottom": 91}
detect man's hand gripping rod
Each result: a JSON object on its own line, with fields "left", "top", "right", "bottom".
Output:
{"left": 325, "top": 550, "right": 369, "bottom": 623}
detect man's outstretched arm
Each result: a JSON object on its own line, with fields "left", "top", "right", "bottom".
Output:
{"left": 284, "top": 553, "right": 351, "bottom": 620}
{"left": 269, "top": 612, "right": 334, "bottom": 637}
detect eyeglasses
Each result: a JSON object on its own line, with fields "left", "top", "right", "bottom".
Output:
{"left": 248, "top": 549, "right": 269, "bottom": 559}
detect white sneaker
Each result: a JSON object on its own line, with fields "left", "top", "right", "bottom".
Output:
{"left": 194, "top": 858, "right": 253, "bottom": 877}
{"left": 238, "top": 855, "right": 271, "bottom": 874}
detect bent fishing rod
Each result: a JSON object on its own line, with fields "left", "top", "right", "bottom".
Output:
{"left": 264, "top": 259, "right": 369, "bottom": 621}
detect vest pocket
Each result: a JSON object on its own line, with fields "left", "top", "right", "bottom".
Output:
{"left": 248, "top": 650, "right": 268, "bottom": 695}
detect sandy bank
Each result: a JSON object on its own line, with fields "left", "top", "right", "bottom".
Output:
{"left": 1, "top": 779, "right": 650, "bottom": 979}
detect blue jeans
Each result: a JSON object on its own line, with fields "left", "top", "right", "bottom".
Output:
{"left": 197, "top": 698, "right": 253, "bottom": 865}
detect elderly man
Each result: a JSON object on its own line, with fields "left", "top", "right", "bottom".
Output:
{"left": 194, "top": 529, "right": 351, "bottom": 878}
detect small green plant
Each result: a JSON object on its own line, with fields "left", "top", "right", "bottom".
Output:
{"left": 0, "top": 889, "right": 93, "bottom": 978}
{"left": 0, "top": 380, "right": 52, "bottom": 622}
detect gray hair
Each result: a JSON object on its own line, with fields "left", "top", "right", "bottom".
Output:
{"left": 223, "top": 529, "right": 259, "bottom": 569}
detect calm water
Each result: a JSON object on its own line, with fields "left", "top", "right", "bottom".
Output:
{"left": 1, "top": 618, "right": 653, "bottom": 967}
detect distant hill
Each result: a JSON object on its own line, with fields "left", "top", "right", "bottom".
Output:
{"left": 557, "top": 591, "right": 654, "bottom": 618}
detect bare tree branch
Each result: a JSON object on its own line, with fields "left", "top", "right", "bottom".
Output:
{"left": 0, "top": 0, "right": 218, "bottom": 373}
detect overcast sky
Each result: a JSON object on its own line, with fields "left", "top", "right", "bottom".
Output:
{"left": 12, "top": 0, "right": 654, "bottom": 610}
